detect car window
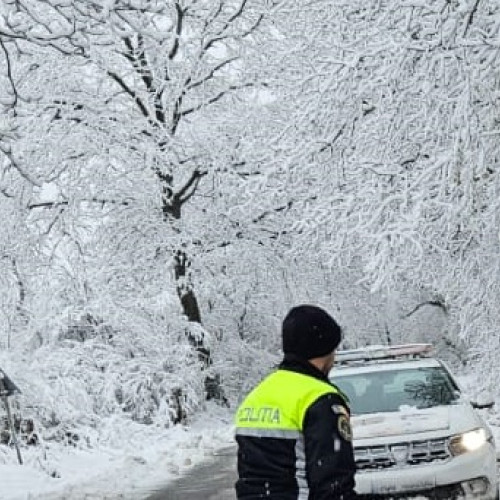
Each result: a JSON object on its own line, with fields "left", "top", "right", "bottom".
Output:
{"left": 333, "top": 366, "right": 460, "bottom": 415}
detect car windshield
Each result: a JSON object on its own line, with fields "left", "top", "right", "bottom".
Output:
{"left": 332, "top": 366, "right": 460, "bottom": 415}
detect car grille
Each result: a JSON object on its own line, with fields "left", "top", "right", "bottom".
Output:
{"left": 355, "top": 438, "right": 450, "bottom": 470}
{"left": 357, "top": 482, "right": 464, "bottom": 499}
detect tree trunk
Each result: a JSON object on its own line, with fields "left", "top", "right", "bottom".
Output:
{"left": 174, "top": 249, "right": 202, "bottom": 324}
{"left": 173, "top": 249, "right": 227, "bottom": 404}
{"left": 157, "top": 160, "right": 224, "bottom": 402}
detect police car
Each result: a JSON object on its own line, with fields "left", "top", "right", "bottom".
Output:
{"left": 330, "top": 344, "right": 499, "bottom": 499}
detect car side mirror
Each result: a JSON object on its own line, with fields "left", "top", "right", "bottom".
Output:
{"left": 471, "top": 390, "right": 495, "bottom": 410}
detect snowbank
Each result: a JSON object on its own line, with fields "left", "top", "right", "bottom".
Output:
{"left": 0, "top": 404, "right": 234, "bottom": 500}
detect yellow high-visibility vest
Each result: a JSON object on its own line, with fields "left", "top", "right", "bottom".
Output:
{"left": 235, "top": 370, "right": 341, "bottom": 438}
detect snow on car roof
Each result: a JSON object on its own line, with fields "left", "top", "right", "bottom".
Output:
{"left": 331, "top": 357, "right": 441, "bottom": 377}
{"left": 336, "top": 343, "right": 433, "bottom": 364}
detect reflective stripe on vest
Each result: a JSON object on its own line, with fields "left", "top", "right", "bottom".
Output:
{"left": 235, "top": 370, "right": 339, "bottom": 433}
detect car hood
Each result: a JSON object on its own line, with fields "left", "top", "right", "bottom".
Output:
{"left": 351, "top": 403, "right": 481, "bottom": 441}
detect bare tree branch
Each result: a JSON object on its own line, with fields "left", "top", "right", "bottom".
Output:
{"left": 0, "top": 186, "right": 14, "bottom": 199}
{"left": 28, "top": 197, "right": 132, "bottom": 210}
{"left": 202, "top": 1, "right": 224, "bottom": 35}
{"left": 181, "top": 82, "right": 255, "bottom": 117}
{"left": 463, "top": 0, "right": 481, "bottom": 37}
{"left": 0, "top": 40, "right": 18, "bottom": 109}
{"left": 403, "top": 300, "right": 448, "bottom": 318}
{"left": 202, "top": 0, "right": 257, "bottom": 51}
{"left": 252, "top": 201, "right": 294, "bottom": 224}
{"left": 169, "top": 2, "right": 184, "bottom": 60}
{"left": 123, "top": 35, "right": 153, "bottom": 90}
{"left": 176, "top": 169, "right": 208, "bottom": 205}
{"left": 186, "top": 56, "right": 239, "bottom": 91}
{"left": 228, "top": 0, "right": 248, "bottom": 25}
{"left": 0, "top": 146, "right": 42, "bottom": 187}
{"left": 107, "top": 69, "right": 151, "bottom": 120}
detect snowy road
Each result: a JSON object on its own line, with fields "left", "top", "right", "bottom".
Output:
{"left": 144, "top": 446, "right": 236, "bottom": 500}
{"left": 142, "top": 455, "right": 499, "bottom": 500}
{"left": 142, "top": 446, "right": 500, "bottom": 500}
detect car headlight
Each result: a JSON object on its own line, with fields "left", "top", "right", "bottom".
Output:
{"left": 449, "top": 428, "right": 489, "bottom": 456}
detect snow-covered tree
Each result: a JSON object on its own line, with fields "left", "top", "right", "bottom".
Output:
{"left": 0, "top": 0, "right": 279, "bottom": 429}
{"left": 259, "top": 0, "right": 500, "bottom": 379}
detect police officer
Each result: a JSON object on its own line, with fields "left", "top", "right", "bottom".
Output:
{"left": 235, "top": 304, "right": 357, "bottom": 499}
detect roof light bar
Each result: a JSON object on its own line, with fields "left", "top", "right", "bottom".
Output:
{"left": 336, "top": 343, "right": 433, "bottom": 364}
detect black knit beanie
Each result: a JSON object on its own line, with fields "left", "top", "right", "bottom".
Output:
{"left": 282, "top": 305, "right": 342, "bottom": 359}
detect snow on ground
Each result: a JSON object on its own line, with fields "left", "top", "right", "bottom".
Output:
{"left": 1, "top": 373, "right": 499, "bottom": 500}
{"left": 3, "top": 406, "right": 499, "bottom": 500}
{"left": 0, "top": 403, "right": 235, "bottom": 500}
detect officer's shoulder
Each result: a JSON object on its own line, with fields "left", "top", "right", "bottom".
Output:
{"left": 331, "top": 384, "right": 351, "bottom": 405}
{"left": 312, "top": 390, "right": 350, "bottom": 412}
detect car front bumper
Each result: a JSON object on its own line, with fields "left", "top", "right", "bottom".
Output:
{"left": 354, "top": 441, "right": 498, "bottom": 499}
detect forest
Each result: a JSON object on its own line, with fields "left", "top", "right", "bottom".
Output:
{"left": 0, "top": 0, "right": 499, "bottom": 452}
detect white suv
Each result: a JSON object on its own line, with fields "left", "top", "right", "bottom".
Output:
{"left": 330, "top": 344, "right": 498, "bottom": 499}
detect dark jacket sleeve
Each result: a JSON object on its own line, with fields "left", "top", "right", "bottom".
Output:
{"left": 303, "top": 392, "right": 358, "bottom": 499}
